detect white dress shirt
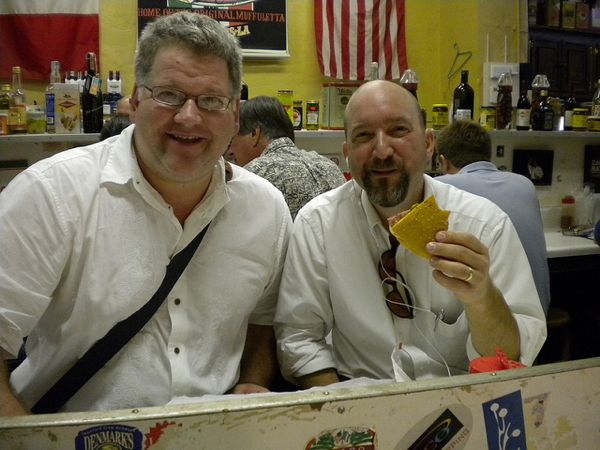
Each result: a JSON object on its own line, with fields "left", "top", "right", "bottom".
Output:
{"left": 275, "top": 176, "right": 546, "bottom": 382}
{"left": 0, "top": 125, "right": 292, "bottom": 411}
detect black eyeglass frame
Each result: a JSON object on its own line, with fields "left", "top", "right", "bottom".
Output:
{"left": 139, "top": 85, "right": 232, "bottom": 111}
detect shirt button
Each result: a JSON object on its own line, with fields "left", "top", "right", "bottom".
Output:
{"left": 174, "top": 347, "right": 180, "bottom": 355}
{"left": 174, "top": 298, "right": 181, "bottom": 305}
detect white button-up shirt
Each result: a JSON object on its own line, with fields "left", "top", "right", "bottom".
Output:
{"left": 275, "top": 176, "right": 546, "bottom": 382}
{"left": 0, "top": 125, "right": 291, "bottom": 411}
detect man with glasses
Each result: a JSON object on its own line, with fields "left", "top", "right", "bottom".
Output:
{"left": 274, "top": 80, "right": 546, "bottom": 388}
{"left": 0, "top": 12, "right": 291, "bottom": 415}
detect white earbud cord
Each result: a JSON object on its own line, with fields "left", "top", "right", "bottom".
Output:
{"left": 380, "top": 260, "right": 453, "bottom": 378}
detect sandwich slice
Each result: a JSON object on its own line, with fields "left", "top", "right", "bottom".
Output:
{"left": 388, "top": 195, "right": 450, "bottom": 259}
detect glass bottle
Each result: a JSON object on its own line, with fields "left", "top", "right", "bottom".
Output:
{"left": 399, "top": 68, "right": 419, "bottom": 99}
{"left": 531, "top": 74, "right": 549, "bottom": 113}
{"left": 0, "top": 84, "right": 10, "bottom": 136}
{"left": 495, "top": 72, "right": 513, "bottom": 130}
{"left": 452, "top": 70, "right": 474, "bottom": 121}
{"left": 530, "top": 89, "right": 554, "bottom": 131}
{"left": 45, "top": 60, "right": 61, "bottom": 134}
{"left": 563, "top": 90, "right": 576, "bottom": 131}
{"left": 515, "top": 79, "right": 531, "bottom": 130}
{"left": 240, "top": 81, "right": 248, "bottom": 101}
{"left": 591, "top": 79, "right": 600, "bottom": 116}
{"left": 369, "top": 61, "right": 379, "bottom": 81}
{"left": 82, "top": 52, "right": 104, "bottom": 133}
{"left": 561, "top": 195, "right": 575, "bottom": 230}
{"left": 0, "top": 84, "right": 11, "bottom": 112}
{"left": 8, "top": 66, "right": 27, "bottom": 134}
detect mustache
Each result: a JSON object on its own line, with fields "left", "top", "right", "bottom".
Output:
{"left": 367, "top": 159, "right": 399, "bottom": 171}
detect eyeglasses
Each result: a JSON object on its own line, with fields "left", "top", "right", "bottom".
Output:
{"left": 378, "top": 235, "right": 414, "bottom": 318}
{"left": 140, "top": 85, "right": 232, "bottom": 111}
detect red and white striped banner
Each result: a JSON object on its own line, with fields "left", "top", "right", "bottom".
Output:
{"left": 314, "top": 0, "right": 407, "bottom": 81}
{"left": 0, "top": 0, "right": 99, "bottom": 81}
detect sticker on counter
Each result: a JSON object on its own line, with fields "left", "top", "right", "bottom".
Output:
{"left": 144, "top": 421, "right": 181, "bottom": 449}
{"left": 305, "top": 426, "right": 376, "bottom": 450}
{"left": 482, "top": 390, "right": 527, "bottom": 450}
{"left": 75, "top": 424, "right": 143, "bottom": 450}
{"left": 393, "top": 404, "right": 472, "bottom": 450}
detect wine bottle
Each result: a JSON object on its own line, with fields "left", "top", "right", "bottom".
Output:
{"left": 530, "top": 89, "right": 554, "bottom": 131}
{"left": 563, "top": 90, "right": 576, "bottom": 131}
{"left": 82, "top": 52, "right": 104, "bottom": 133}
{"left": 531, "top": 74, "right": 549, "bottom": 113}
{"left": 452, "top": 70, "right": 474, "bottom": 121}
{"left": 8, "top": 66, "right": 27, "bottom": 134}
{"left": 515, "top": 80, "right": 531, "bottom": 131}
{"left": 45, "top": 61, "right": 62, "bottom": 134}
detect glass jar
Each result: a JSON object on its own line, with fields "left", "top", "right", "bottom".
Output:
{"left": 572, "top": 108, "right": 589, "bottom": 131}
{"left": 431, "top": 104, "right": 449, "bottom": 130}
{"left": 479, "top": 106, "right": 496, "bottom": 130}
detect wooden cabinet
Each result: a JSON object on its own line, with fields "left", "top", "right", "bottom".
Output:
{"left": 529, "top": 27, "right": 600, "bottom": 101}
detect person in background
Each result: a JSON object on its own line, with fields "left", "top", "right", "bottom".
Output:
{"left": 99, "top": 115, "right": 132, "bottom": 141}
{"left": 274, "top": 81, "right": 546, "bottom": 388}
{"left": 0, "top": 11, "right": 291, "bottom": 416}
{"left": 226, "top": 96, "right": 345, "bottom": 219}
{"left": 434, "top": 120, "right": 551, "bottom": 316}
{"left": 116, "top": 95, "right": 133, "bottom": 118}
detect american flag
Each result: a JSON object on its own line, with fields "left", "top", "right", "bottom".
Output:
{"left": 0, "top": 0, "right": 99, "bottom": 81}
{"left": 314, "top": 0, "right": 407, "bottom": 81}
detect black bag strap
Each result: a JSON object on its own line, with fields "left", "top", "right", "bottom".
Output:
{"left": 31, "top": 223, "right": 211, "bottom": 414}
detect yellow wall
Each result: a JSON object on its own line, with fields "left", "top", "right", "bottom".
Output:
{"left": 15, "top": 0, "right": 522, "bottom": 125}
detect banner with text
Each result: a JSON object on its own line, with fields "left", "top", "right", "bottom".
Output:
{"left": 138, "top": 0, "right": 288, "bottom": 58}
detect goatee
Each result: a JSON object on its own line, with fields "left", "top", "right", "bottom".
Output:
{"left": 363, "top": 166, "right": 409, "bottom": 207}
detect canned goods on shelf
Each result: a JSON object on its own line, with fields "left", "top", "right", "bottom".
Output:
{"left": 277, "top": 89, "right": 294, "bottom": 124}
{"left": 293, "top": 100, "right": 303, "bottom": 130}
{"left": 587, "top": 116, "right": 600, "bottom": 132}
{"left": 479, "top": 106, "right": 496, "bottom": 131}
{"left": 572, "top": 108, "right": 588, "bottom": 131}
{"left": 305, "top": 100, "right": 319, "bottom": 130}
{"left": 0, "top": 112, "right": 8, "bottom": 135}
{"left": 431, "top": 104, "right": 448, "bottom": 130}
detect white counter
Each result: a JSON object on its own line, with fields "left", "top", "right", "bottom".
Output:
{"left": 545, "top": 229, "right": 600, "bottom": 258}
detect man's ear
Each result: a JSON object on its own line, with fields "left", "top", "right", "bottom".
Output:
{"left": 251, "top": 126, "right": 262, "bottom": 147}
{"left": 437, "top": 154, "right": 450, "bottom": 174}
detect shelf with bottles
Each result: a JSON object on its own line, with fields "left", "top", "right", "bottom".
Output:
{"left": 0, "top": 133, "right": 99, "bottom": 144}
{"left": 295, "top": 129, "right": 345, "bottom": 139}
{"left": 295, "top": 128, "right": 600, "bottom": 139}
{"left": 529, "top": 25, "right": 600, "bottom": 36}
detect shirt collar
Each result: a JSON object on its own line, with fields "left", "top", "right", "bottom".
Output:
{"left": 100, "top": 124, "right": 230, "bottom": 221}
{"left": 100, "top": 124, "right": 138, "bottom": 186}
{"left": 459, "top": 160, "right": 498, "bottom": 174}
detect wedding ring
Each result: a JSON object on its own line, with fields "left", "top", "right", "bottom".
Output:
{"left": 464, "top": 266, "right": 474, "bottom": 283}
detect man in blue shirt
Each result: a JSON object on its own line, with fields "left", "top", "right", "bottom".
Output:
{"left": 435, "top": 120, "right": 550, "bottom": 316}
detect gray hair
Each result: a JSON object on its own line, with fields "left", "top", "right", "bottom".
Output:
{"left": 135, "top": 11, "right": 243, "bottom": 98}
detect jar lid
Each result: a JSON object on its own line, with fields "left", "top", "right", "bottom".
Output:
{"left": 432, "top": 103, "right": 447, "bottom": 107}
{"left": 574, "top": 108, "right": 588, "bottom": 112}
